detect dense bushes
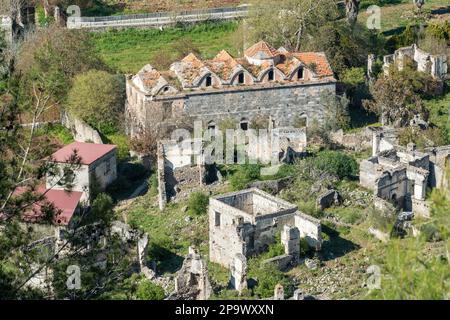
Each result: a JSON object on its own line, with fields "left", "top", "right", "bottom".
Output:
{"left": 398, "top": 127, "right": 448, "bottom": 149}
{"left": 187, "top": 192, "right": 209, "bottom": 216}
{"left": 229, "top": 164, "right": 261, "bottom": 191}
{"left": 299, "top": 151, "right": 358, "bottom": 180}
{"left": 248, "top": 262, "right": 293, "bottom": 299}
{"left": 136, "top": 280, "right": 165, "bottom": 300}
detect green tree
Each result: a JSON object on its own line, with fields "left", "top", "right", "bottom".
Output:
{"left": 90, "top": 193, "right": 114, "bottom": 225}
{"left": 136, "top": 279, "right": 165, "bottom": 300}
{"left": 66, "top": 70, "right": 125, "bottom": 134}
{"left": 17, "top": 26, "right": 106, "bottom": 125}
{"left": 187, "top": 192, "right": 209, "bottom": 216}
{"left": 363, "top": 63, "right": 439, "bottom": 127}
{"left": 246, "top": 0, "right": 340, "bottom": 51}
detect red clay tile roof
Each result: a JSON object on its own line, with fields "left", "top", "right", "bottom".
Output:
{"left": 141, "top": 69, "right": 161, "bottom": 88}
{"left": 204, "top": 50, "right": 240, "bottom": 80}
{"left": 161, "top": 41, "right": 335, "bottom": 91}
{"left": 245, "top": 41, "right": 279, "bottom": 59}
{"left": 293, "top": 52, "right": 334, "bottom": 78}
{"left": 182, "top": 53, "right": 205, "bottom": 68}
{"left": 51, "top": 142, "right": 116, "bottom": 165}
{"left": 14, "top": 186, "right": 82, "bottom": 226}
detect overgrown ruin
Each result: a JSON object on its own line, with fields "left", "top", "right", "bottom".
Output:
{"left": 208, "top": 188, "right": 322, "bottom": 268}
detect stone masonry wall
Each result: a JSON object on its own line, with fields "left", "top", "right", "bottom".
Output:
{"left": 127, "top": 81, "right": 336, "bottom": 135}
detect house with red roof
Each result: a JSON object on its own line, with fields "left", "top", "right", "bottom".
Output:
{"left": 46, "top": 142, "right": 117, "bottom": 202}
{"left": 126, "top": 41, "right": 336, "bottom": 136}
{"left": 12, "top": 185, "right": 83, "bottom": 227}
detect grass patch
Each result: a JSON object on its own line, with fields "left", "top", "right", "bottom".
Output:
{"left": 36, "top": 123, "right": 74, "bottom": 145}
{"left": 126, "top": 196, "right": 209, "bottom": 274}
{"left": 358, "top": 0, "right": 450, "bottom": 33}
{"left": 425, "top": 88, "right": 450, "bottom": 143}
{"left": 91, "top": 21, "right": 239, "bottom": 73}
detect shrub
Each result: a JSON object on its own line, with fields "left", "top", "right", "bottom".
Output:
{"left": 249, "top": 262, "right": 292, "bottom": 299}
{"left": 398, "top": 127, "right": 448, "bottom": 149}
{"left": 106, "top": 134, "right": 130, "bottom": 162}
{"left": 90, "top": 193, "right": 114, "bottom": 224}
{"left": 135, "top": 280, "right": 165, "bottom": 300}
{"left": 421, "top": 223, "right": 441, "bottom": 242}
{"left": 44, "top": 124, "right": 74, "bottom": 145}
{"left": 301, "top": 151, "right": 358, "bottom": 180}
{"left": 187, "top": 192, "right": 209, "bottom": 216}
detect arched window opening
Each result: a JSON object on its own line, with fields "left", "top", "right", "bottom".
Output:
{"left": 207, "top": 121, "right": 216, "bottom": 132}
{"left": 240, "top": 118, "right": 249, "bottom": 131}
{"left": 297, "top": 67, "right": 304, "bottom": 79}
{"left": 268, "top": 70, "right": 274, "bottom": 81}
{"left": 205, "top": 75, "right": 212, "bottom": 87}
{"left": 238, "top": 72, "right": 245, "bottom": 84}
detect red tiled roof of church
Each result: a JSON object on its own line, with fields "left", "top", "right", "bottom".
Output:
{"left": 293, "top": 52, "right": 334, "bottom": 77}
{"left": 244, "top": 41, "right": 279, "bottom": 58}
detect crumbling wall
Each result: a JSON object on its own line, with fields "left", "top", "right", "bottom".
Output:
{"left": 157, "top": 142, "right": 167, "bottom": 211}
{"left": 1, "top": 15, "right": 12, "bottom": 44}
{"left": 359, "top": 158, "right": 382, "bottom": 190}
{"left": 174, "top": 247, "right": 212, "bottom": 300}
{"left": 316, "top": 189, "right": 340, "bottom": 210}
{"left": 209, "top": 198, "right": 249, "bottom": 267}
{"left": 375, "top": 168, "right": 408, "bottom": 206}
{"left": 426, "top": 146, "right": 450, "bottom": 189}
{"left": 383, "top": 44, "right": 448, "bottom": 81}
{"left": 62, "top": 112, "right": 103, "bottom": 144}
{"left": 294, "top": 213, "right": 322, "bottom": 250}
{"left": 230, "top": 253, "right": 247, "bottom": 293}
{"left": 330, "top": 128, "right": 372, "bottom": 151}
{"left": 249, "top": 176, "right": 294, "bottom": 195}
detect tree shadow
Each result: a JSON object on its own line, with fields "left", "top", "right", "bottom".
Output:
{"left": 149, "top": 243, "right": 184, "bottom": 274}
{"left": 319, "top": 224, "right": 360, "bottom": 261}
{"left": 431, "top": 6, "right": 450, "bottom": 15}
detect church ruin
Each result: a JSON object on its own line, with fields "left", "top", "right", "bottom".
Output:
{"left": 125, "top": 41, "right": 336, "bottom": 136}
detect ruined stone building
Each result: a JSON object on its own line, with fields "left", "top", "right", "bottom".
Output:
{"left": 0, "top": 0, "right": 36, "bottom": 41}
{"left": 360, "top": 127, "right": 450, "bottom": 217}
{"left": 383, "top": 44, "right": 448, "bottom": 92}
{"left": 209, "top": 188, "right": 322, "bottom": 268}
{"left": 126, "top": 41, "right": 336, "bottom": 136}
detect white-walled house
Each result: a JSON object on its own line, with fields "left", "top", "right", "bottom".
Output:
{"left": 47, "top": 142, "right": 118, "bottom": 202}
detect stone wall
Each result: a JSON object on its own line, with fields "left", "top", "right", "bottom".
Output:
{"left": 426, "top": 146, "right": 450, "bottom": 189}
{"left": 62, "top": 112, "right": 103, "bottom": 144}
{"left": 249, "top": 176, "right": 294, "bottom": 195}
{"left": 209, "top": 189, "right": 322, "bottom": 267}
{"left": 1, "top": 15, "right": 12, "bottom": 44}
{"left": 127, "top": 80, "right": 336, "bottom": 136}
{"left": 330, "top": 128, "right": 372, "bottom": 151}
{"left": 157, "top": 142, "right": 167, "bottom": 210}
{"left": 294, "top": 213, "right": 322, "bottom": 250}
